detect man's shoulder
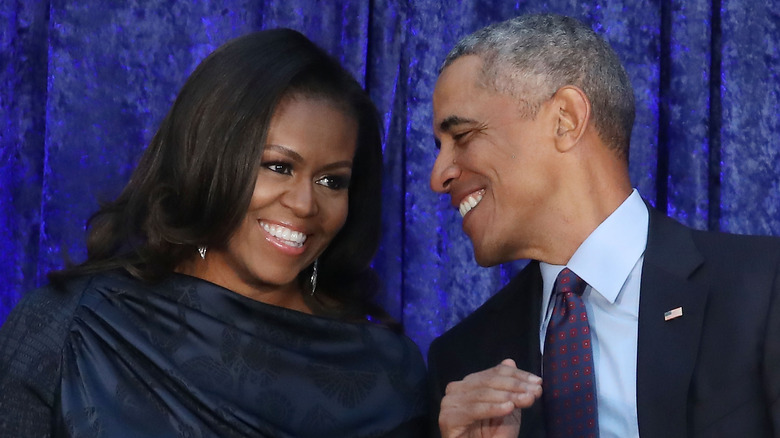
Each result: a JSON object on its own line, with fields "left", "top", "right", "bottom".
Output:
{"left": 649, "top": 208, "right": 780, "bottom": 262}
{"left": 690, "top": 226, "right": 780, "bottom": 252}
{"left": 426, "top": 262, "right": 543, "bottom": 394}
{"left": 688, "top": 229, "right": 780, "bottom": 287}
{"left": 429, "top": 261, "right": 540, "bottom": 353}
{"left": 646, "top": 211, "right": 780, "bottom": 307}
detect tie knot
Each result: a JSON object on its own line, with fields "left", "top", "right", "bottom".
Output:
{"left": 554, "top": 267, "right": 587, "bottom": 297}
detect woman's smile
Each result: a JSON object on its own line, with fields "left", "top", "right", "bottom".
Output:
{"left": 260, "top": 220, "right": 307, "bottom": 253}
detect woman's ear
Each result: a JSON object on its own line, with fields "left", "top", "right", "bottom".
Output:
{"left": 551, "top": 85, "right": 590, "bottom": 152}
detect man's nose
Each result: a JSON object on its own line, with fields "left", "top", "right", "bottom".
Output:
{"left": 430, "top": 147, "right": 460, "bottom": 194}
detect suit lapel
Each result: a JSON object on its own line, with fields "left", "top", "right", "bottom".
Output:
{"left": 491, "top": 261, "right": 546, "bottom": 438}
{"left": 509, "top": 261, "right": 543, "bottom": 376}
{"left": 636, "top": 207, "right": 708, "bottom": 437}
{"left": 516, "top": 263, "right": 546, "bottom": 438}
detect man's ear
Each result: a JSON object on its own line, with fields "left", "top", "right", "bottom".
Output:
{"left": 551, "top": 85, "right": 590, "bottom": 152}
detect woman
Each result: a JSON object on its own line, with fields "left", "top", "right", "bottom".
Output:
{"left": 0, "top": 29, "right": 427, "bottom": 437}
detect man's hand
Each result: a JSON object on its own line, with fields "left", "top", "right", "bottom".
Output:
{"left": 439, "top": 359, "right": 543, "bottom": 438}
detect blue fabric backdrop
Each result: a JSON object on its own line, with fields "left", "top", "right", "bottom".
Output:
{"left": 2, "top": 0, "right": 779, "bottom": 356}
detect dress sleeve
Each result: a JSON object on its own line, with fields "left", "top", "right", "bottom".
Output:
{"left": 0, "top": 281, "right": 83, "bottom": 437}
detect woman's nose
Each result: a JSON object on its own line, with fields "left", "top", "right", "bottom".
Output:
{"left": 281, "top": 179, "right": 318, "bottom": 217}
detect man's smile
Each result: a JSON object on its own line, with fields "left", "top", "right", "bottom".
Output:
{"left": 458, "top": 189, "right": 485, "bottom": 217}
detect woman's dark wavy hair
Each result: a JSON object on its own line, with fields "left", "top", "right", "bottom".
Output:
{"left": 50, "top": 29, "right": 388, "bottom": 324}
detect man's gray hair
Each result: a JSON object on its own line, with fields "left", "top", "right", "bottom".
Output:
{"left": 442, "top": 13, "right": 635, "bottom": 160}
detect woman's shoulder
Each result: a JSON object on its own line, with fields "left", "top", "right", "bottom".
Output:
{"left": 0, "top": 271, "right": 135, "bottom": 356}
{"left": 0, "top": 273, "right": 108, "bottom": 414}
{"left": 0, "top": 274, "right": 103, "bottom": 347}
{"left": 11, "top": 273, "right": 107, "bottom": 314}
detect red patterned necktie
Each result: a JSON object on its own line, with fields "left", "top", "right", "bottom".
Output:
{"left": 542, "top": 268, "right": 599, "bottom": 437}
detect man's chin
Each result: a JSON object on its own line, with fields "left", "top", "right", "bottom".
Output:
{"left": 472, "top": 245, "right": 509, "bottom": 267}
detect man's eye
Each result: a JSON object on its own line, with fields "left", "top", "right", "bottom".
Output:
{"left": 452, "top": 131, "right": 471, "bottom": 142}
{"left": 316, "top": 175, "right": 350, "bottom": 190}
{"left": 264, "top": 162, "right": 292, "bottom": 175}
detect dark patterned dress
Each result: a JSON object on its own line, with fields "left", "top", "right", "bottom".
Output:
{"left": 0, "top": 271, "right": 427, "bottom": 437}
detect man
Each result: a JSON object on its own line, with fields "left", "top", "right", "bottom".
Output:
{"left": 427, "top": 13, "right": 780, "bottom": 438}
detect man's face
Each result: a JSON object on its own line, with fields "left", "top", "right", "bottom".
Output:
{"left": 430, "top": 55, "right": 560, "bottom": 266}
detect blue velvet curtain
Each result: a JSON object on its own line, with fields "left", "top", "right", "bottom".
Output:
{"left": 2, "top": 0, "right": 779, "bottom": 356}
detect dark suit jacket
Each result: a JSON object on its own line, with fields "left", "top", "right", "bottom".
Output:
{"left": 427, "top": 206, "right": 780, "bottom": 437}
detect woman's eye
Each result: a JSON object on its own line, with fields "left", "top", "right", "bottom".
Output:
{"left": 316, "top": 175, "right": 350, "bottom": 190}
{"left": 264, "top": 162, "right": 292, "bottom": 175}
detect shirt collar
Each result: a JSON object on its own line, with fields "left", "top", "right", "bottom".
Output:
{"left": 540, "top": 189, "right": 648, "bottom": 304}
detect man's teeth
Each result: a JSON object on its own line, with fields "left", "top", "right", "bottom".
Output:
{"left": 260, "top": 222, "right": 307, "bottom": 247}
{"left": 459, "top": 192, "right": 483, "bottom": 217}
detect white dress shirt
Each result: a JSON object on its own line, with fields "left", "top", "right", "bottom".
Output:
{"left": 539, "top": 189, "right": 648, "bottom": 438}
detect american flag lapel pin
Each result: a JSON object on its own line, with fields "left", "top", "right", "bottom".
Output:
{"left": 664, "top": 307, "right": 683, "bottom": 321}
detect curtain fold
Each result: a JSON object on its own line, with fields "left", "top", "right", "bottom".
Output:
{"left": 1, "top": 0, "right": 50, "bottom": 312}
{"left": 2, "top": 0, "right": 779, "bottom": 355}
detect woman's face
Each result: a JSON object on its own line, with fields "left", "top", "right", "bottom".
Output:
{"left": 199, "top": 96, "right": 357, "bottom": 308}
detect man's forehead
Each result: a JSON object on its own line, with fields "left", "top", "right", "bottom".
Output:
{"left": 436, "top": 55, "right": 484, "bottom": 89}
{"left": 433, "top": 57, "right": 483, "bottom": 120}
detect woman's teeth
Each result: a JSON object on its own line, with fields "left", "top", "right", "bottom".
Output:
{"left": 459, "top": 192, "right": 483, "bottom": 217}
{"left": 260, "top": 222, "right": 307, "bottom": 247}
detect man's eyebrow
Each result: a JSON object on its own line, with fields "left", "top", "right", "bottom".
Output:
{"left": 438, "top": 115, "right": 478, "bottom": 132}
